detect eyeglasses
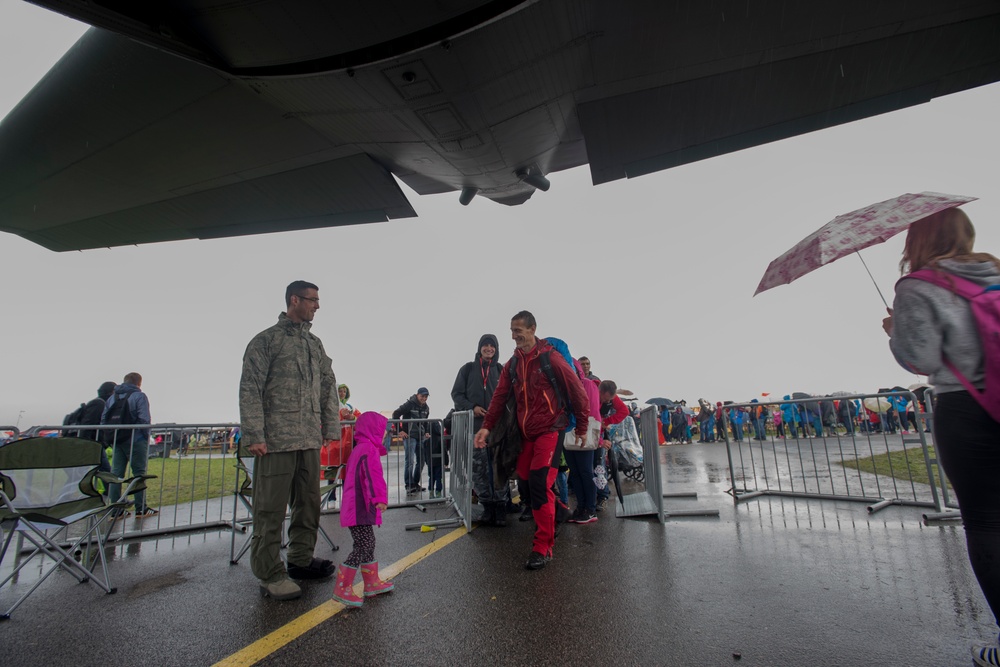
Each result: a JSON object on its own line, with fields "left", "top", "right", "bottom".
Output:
{"left": 295, "top": 294, "right": 320, "bottom": 303}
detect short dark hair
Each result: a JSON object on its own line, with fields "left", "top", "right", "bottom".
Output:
{"left": 599, "top": 380, "right": 617, "bottom": 395}
{"left": 124, "top": 372, "right": 142, "bottom": 386}
{"left": 285, "top": 280, "right": 319, "bottom": 307}
{"left": 579, "top": 356, "right": 590, "bottom": 363}
{"left": 511, "top": 310, "right": 535, "bottom": 329}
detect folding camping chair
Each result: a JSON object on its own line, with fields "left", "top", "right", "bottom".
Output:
{"left": 0, "top": 437, "right": 151, "bottom": 619}
{"left": 229, "top": 454, "right": 344, "bottom": 564}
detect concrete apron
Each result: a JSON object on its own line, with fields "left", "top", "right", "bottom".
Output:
{"left": 0, "top": 442, "right": 993, "bottom": 667}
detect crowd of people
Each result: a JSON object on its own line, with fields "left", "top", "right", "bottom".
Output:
{"left": 648, "top": 391, "right": 932, "bottom": 445}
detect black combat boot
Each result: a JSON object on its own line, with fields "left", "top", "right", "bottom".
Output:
{"left": 492, "top": 502, "right": 507, "bottom": 527}
{"left": 479, "top": 502, "right": 496, "bottom": 526}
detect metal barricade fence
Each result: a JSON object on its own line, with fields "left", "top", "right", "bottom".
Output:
{"left": 9, "top": 418, "right": 455, "bottom": 549}
{"left": 721, "top": 392, "right": 951, "bottom": 514}
{"left": 614, "top": 406, "right": 665, "bottom": 523}
{"left": 385, "top": 418, "right": 448, "bottom": 508}
{"left": 448, "top": 410, "right": 474, "bottom": 532}
{"left": 918, "top": 387, "right": 961, "bottom": 521}
{"left": 20, "top": 423, "right": 240, "bottom": 543}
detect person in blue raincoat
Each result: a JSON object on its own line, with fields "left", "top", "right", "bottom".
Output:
{"left": 781, "top": 396, "right": 803, "bottom": 438}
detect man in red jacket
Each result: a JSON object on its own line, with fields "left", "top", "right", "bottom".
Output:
{"left": 475, "top": 311, "right": 589, "bottom": 570}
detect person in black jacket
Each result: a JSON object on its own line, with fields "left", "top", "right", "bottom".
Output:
{"left": 451, "top": 334, "right": 509, "bottom": 526}
{"left": 392, "top": 388, "right": 430, "bottom": 495}
{"left": 67, "top": 381, "right": 117, "bottom": 473}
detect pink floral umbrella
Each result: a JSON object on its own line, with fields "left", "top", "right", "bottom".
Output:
{"left": 754, "top": 191, "right": 977, "bottom": 304}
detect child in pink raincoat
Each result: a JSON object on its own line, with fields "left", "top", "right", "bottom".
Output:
{"left": 332, "top": 411, "right": 394, "bottom": 607}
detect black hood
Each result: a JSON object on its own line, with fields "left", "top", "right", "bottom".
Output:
{"left": 475, "top": 333, "right": 500, "bottom": 360}
{"left": 97, "top": 381, "right": 117, "bottom": 400}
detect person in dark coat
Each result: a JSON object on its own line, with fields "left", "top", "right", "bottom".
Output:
{"left": 68, "top": 381, "right": 117, "bottom": 473}
{"left": 392, "top": 388, "right": 430, "bottom": 495}
{"left": 837, "top": 397, "right": 859, "bottom": 434}
{"left": 452, "top": 334, "right": 509, "bottom": 525}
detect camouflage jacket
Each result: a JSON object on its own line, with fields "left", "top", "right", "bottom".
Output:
{"left": 239, "top": 313, "right": 340, "bottom": 452}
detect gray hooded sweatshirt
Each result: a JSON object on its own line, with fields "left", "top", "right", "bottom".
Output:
{"left": 889, "top": 259, "right": 1000, "bottom": 394}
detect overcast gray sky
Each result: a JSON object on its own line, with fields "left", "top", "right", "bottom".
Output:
{"left": 2, "top": 1, "right": 999, "bottom": 428}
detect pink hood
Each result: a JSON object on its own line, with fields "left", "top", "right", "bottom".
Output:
{"left": 355, "top": 411, "right": 388, "bottom": 455}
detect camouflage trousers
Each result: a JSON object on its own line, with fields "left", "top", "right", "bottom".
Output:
{"left": 472, "top": 445, "right": 511, "bottom": 504}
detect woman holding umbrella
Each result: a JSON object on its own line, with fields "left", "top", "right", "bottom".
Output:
{"left": 883, "top": 207, "right": 1000, "bottom": 667}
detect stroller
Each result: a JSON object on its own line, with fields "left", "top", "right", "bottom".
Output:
{"left": 608, "top": 416, "right": 644, "bottom": 485}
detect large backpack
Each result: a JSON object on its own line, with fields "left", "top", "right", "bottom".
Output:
{"left": 63, "top": 403, "right": 87, "bottom": 437}
{"left": 904, "top": 269, "right": 1000, "bottom": 422}
{"left": 101, "top": 389, "right": 137, "bottom": 446}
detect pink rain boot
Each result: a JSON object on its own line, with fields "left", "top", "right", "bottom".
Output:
{"left": 359, "top": 561, "right": 394, "bottom": 597}
{"left": 331, "top": 565, "right": 363, "bottom": 607}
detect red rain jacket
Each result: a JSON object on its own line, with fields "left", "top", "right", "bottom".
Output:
{"left": 483, "top": 339, "right": 589, "bottom": 440}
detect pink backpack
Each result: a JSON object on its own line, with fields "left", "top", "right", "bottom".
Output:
{"left": 904, "top": 269, "right": 1000, "bottom": 422}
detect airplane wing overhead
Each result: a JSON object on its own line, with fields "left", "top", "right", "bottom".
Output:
{"left": 3, "top": 1, "right": 1000, "bottom": 251}
{"left": 0, "top": 29, "right": 417, "bottom": 252}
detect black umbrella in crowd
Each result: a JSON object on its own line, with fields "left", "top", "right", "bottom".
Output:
{"left": 792, "top": 391, "right": 820, "bottom": 414}
{"left": 646, "top": 397, "right": 675, "bottom": 408}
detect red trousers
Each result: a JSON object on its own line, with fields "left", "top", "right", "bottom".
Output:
{"left": 516, "top": 431, "right": 559, "bottom": 557}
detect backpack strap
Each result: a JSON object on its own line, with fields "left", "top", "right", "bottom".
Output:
{"left": 539, "top": 352, "right": 572, "bottom": 413}
{"left": 506, "top": 356, "right": 518, "bottom": 386}
{"left": 902, "top": 268, "right": 983, "bottom": 300}
{"left": 902, "top": 268, "right": 989, "bottom": 402}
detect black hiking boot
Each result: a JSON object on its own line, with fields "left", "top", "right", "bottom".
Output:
{"left": 492, "top": 503, "right": 507, "bottom": 527}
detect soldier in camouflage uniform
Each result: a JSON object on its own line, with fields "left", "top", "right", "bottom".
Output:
{"left": 239, "top": 280, "right": 341, "bottom": 601}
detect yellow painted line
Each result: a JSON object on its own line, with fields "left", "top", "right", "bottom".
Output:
{"left": 213, "top": 525, "right": 470, "bottom": 667}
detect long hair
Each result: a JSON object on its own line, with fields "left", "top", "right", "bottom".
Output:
{"left": 900, "top": 208, "right": 1000, "bottom": 275}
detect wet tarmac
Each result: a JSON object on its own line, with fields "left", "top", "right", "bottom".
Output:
{"left": 1, "top": 442, "right": 994, "bottom": 666}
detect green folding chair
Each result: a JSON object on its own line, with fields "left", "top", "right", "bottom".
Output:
{"left": 0, "top": 437, "right": 152, "bottom": 619}
{"left": 229, "top": 453, "right": 343, "bottom": 564}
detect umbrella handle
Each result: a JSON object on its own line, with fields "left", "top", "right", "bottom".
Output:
{"left": 856, "top": 251, "right": 890, "bottom": 309}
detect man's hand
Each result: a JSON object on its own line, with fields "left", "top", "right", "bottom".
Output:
{"left": 399, "top": 430, "right": 409, "bottom": 439}
{"left": 474, "top": 428, "right": 490, "bottom": 449}
{"left": 601, "top": 438, "right": 612, "bottom": 450}
{"left": 572, "top": 433, "right": 586, "bottom": 449}
{"left": 247, "top": 442, "right": 267, "bottom": 456}
{"left": 473, "top": 406, "right": 487, "bottom": 417}
{"left": 375, "top": 503, "right": 387, "bottom": 511}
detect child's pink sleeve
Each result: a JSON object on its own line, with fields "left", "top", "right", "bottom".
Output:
{"left": 368, "top": 455, "right": 388, "bottom": 505}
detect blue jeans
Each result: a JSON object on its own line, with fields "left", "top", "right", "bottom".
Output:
{"left": 404, "top": 438, "right": 419, "bottom": 488}
{"left": 732, "top": 422, "right": 744, "bottom": 441}
{"left": 424, "top": 440, "right": 443, "bottom": 493}
{"left": 109, "top": 437, "right": 149, "bottom": 510}
{"left": 565, "top": 450, "right": 596, "bottom": 512}
{"left": 555, "top": 469, "right": 568, "bottom": 505}
{"left": 704, "top": 416, "right": 716, "bottom": 441}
